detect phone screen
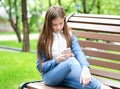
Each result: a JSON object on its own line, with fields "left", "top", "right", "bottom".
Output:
{"left": 64, "top": 48, "right": 71, "bottom": 53}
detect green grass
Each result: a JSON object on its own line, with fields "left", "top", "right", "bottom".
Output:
{"left": 0, "top": 39, "right": 37, "bottom": 50}
{"left": 0, "top": 31, "right": 15, "bottom": 35}
{"left": 0, "top": 40, "right": 22, "bottom": 48}
{"left": 0, "top": 51, "right": 41, "bottom": 89}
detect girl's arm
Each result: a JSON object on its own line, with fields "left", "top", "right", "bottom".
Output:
{"left": 71, "top": 34, "right": 90, "bottom": 67}
{"left": 36, "top": 52, "right": 58, "bottom": 73}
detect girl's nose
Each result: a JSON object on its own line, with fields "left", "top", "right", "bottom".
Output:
{"left": 57, "top": 25, "right": 61, "bottom": 29}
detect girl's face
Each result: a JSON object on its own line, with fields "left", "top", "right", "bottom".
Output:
{"left": 51, "top": 17, "right": 64, "bottom": 32}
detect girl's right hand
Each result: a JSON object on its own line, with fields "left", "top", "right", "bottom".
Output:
{"left": 56, "top": 54, "right": 68, "bottom": 63}
{"left": 56, "top": 51, "right": 74, "bottom": 63}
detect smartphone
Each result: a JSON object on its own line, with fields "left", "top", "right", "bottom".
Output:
{"left": 63, "top": 48, "right": 71, "bottom": 54}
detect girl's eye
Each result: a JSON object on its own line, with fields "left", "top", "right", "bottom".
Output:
{"left": 52, "top": 24, "right": 57, "bottom": 26}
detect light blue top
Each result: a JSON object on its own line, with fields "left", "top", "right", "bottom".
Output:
{"left": 36, "top": 33, "right": 90, "bottom": 74}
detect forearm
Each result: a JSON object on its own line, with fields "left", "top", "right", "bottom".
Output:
{"left": 71, "top": 34, "right": 90, "bottom": 67}
{"left": 42, "top": 58, "right": 58, "bottom": 73}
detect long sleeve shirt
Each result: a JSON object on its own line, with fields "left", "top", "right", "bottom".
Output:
{"left": 36, "top": 32, "right": 90, "bottom": 74}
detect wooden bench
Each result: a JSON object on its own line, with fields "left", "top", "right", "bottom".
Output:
{"left": 19, "top": 14, "right": 120, "bottom": 89}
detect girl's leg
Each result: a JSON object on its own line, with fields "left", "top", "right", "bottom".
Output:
{"left": 43, "top": 57, "right": 101, "bottom": 89}
{"left": 61, "top": 57, "right": 101, "bottom": 89}
{"left": 62, "top": 76, "right": 100, "bottom": 89}
{"left": 42, "top": 60, "right": 72, "bottom": 86}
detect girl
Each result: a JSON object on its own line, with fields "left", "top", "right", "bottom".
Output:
{"left": 36, "top": 5, "right": 112, "bottom": 89}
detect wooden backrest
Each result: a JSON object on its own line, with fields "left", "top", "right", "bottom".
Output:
{"left": 67, "top": 14, "right": 120, "bottom": 81}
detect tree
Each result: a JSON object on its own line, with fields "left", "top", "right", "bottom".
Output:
{"left": 82, "top": 0, "right": 96, "bottom": 13}
{"left": 0, "top": 0, "right": 22, "bottom": 42}
{"left": 21, "top": 0, "right": 30, "bottom": 52}
{"left": 96, "top": 0, "right": 101, "bottom": 14}
{"left": 58, "top": 0, "right": 62, "bottom": 5}
{"left": 48, "top": 0, "right": 51, "bottom": 7}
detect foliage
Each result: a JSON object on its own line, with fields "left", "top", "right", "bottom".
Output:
{"left": 1, "top": 0, "right": 120, "bottom": 33}
{"left": 0, "top": 51, "right": 41, "bottom": 89}
{"left": 28, "top": 0, "right": 120, "bottom": 32}
{"left": 29, "top": 14, "right": 39, "bottom": 32}
{"left": 100, "top": 0, "right": 120, "bottom": 15}
{"left": 0, "top": 0, "right": 120, "bottom": 51}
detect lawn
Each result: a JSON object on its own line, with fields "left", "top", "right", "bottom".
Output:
{"left": 0, "top": 39, "right": 37, "bottom": 51}
{"left": 0, "top": 51, "right": 41, "bottom": 89}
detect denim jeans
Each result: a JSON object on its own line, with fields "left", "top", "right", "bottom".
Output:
{"left": 42, "top": 57, "right": 101, "bottom": 89}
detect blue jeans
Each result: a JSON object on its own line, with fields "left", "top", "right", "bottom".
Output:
{"left": 42, "top": 57, "right": 101, "bottom": 89}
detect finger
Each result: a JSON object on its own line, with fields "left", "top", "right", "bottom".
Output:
{"left": 80, "top": 75, "right": 86, "bottom": 87}
{"left": 83, "top": 77, "right": 90, "bottom": 87}
{"left": 80, "top": 76, "right": 83, "bottom": 84}
{"left": 85, "top": 79, "right": 89, "bottom": 86}
{"left": 82, "top": 76, "right": 86, "bottom": 87}
{"left": 83, "top": 77, "right": 91, "bottom": 86}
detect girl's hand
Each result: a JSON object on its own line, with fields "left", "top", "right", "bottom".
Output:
{"left": 56, "top": 53, "right": 69, "bottom": 63}
{"left": 62, "top": 48, "right": 74, "bottom": 58}
{"left": 56, "top": 48, "right": 74, "bottom": 63}
{"left": 80, "top": 66, "right": 91, "bottom": 87}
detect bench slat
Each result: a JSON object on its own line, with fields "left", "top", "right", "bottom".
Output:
{"left": 90, "top": 69, "right": 120, "bottom": 80}
{"left": 74, "top": 31, "right": 120, "bottom": 42}
{"left": 74, "top": 14, "right": 120, "bottom": 20}
{"left": 95, "top": 76, "right": 120, "bottom": 89}
{"left": 79, "top": 40, "right": 120, "bottom": 52}
{"left": 69, "top": 17, "right": 120, "bottom": 26}
{"left": 83, "top": 49, "right": 120, "bottom": 61}
{"left": 26, "top": 79, "right": 120, "bottom": 89}
{"left": 88, "top": 59, "right": 120, "bottom": 70}
{"left": 68, "top": 22, "right": 120, "bottom": 34}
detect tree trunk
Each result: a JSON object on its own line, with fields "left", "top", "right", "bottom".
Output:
{"left": 9, "top": 19, "right": 22, "bottom": 42}
{"left": 14, "top": 0, "right": 22, "bottom": 42}
{"left": 2, "top": 0, "right": 22, "bottom": 42}
{"left": 58, "top": 0, "right": 61, "bottom": 5}
{"left": 82, "top": 0, "right": 87, "bottom": 13}
{"left": 97, "top": 0, "right": 101, "bottom": 14}
{"left": 82, "top": 0, "right": 96, "bottom": 14}
{"left": 88, "top": 0, "right": 96, "bottom": 13}
{"left": 48, "top": 0, "right": 51, "bottom": 7}
{"left": 21, "top": 0, "right": 30, "bottom": 52}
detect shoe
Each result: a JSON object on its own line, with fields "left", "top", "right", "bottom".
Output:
{"left": 100, "top": 84, "right": 112, "bottom": 89}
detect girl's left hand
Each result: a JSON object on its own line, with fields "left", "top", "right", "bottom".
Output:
{"left": 80, "top": 66, "right": 91, "bottom": 87}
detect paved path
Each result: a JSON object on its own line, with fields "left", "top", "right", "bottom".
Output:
{"left": 0, "top": 33, "right": 39, "bottom": 41}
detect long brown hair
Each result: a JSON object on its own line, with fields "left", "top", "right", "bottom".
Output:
{"left": 37, "top": 6, "right": 72, "bottom": 62}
